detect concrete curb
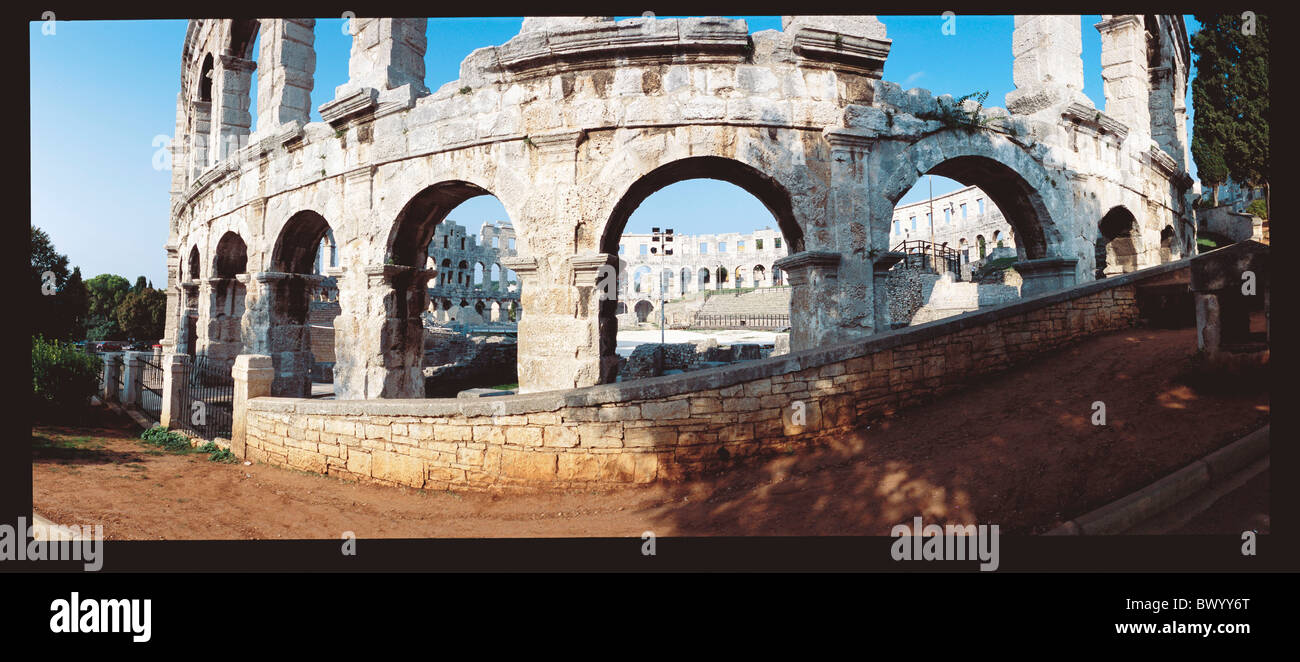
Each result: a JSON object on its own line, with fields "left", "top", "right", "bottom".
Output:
{"left": 1044, "top": 424, "right": 1269, "bottom": 535}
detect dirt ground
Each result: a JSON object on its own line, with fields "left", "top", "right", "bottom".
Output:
{"left": 32, "top": 324, "right": 1268, "bottom": 539}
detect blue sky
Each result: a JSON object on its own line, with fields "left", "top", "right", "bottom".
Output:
{"left": 31, "top": 15, "right": 1200, "bottom": 285}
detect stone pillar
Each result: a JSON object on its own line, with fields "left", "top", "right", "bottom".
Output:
{"left": 824, "top": 127, "right": 878, "bottom": 337}
{"left": 121, "top": 351, "right": 144, "bottom": 407}
{"left": 331, "top": 265, "right": 434, "bottom": 400}
{"left": 231, "top": 354, "right": 274, "bottom": 458}
{"left": 872, "top": 251, "right": 905, "bottom": 331}
{"left": 1194, "top": 293, "right": 1222, "bottom": 358}
{"left": 201, "top": 276, "right": 248, "bottom": 366}
{"left": 774, "top": 251, "right": 842, "bottom": 351}
{"left": 101, "top": 353, "right": 121, "bottom": 403}
{"left": 246, "top": 271, "right": 324, "bottom": 398}
{"left": 252, "top": 19, "right": 316, "bottom": 143}
{"left": 188, "top": 100, "right": 211, "bottom": 178}
{"left": 574, "top": 252, "right": 621, "bottom": 385}
{"left": 327, "top": 18, "right": 428, "bottom": 115}
{"left": 1095, "top": 15, "right": 1150, "bottom": 147}
{"left": 1014, "top": 256, "right": 1079, "bottom": 297}
{"left": 161, "top": 243, "right": 181, "bottom": 356}
{"left": 1007, "top": 15, "right": 1089, "bottom": 118}
{"left": 159, "top": 354, "right": 190, "bottom": 429}
{"left": 212, "top": 54, "right": 257, "bottom": 162}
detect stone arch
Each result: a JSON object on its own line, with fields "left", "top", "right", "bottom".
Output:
{"left": 265, "top": 210, "right": 336, "bottom": 396}
{"left": 197, "top": 53, "right": 215, "bottom": 103}
{"left": 214, "top": 231, "right": 248, "bottom": 278}
{"left": 878, "top": 131, "right": 1063, "bottom": 260}
{"left": 1096, "top": 206, "right": 1142, "bottom": 278}
{"left": 598, "top": 156, "right": 806, "bottom": 256}
{"left": 976, "top": 234, "right": 987, "bottom": 260}
{"left": 1159, "top": 225, "right": 1175, "bottom": 263}
{"left": 615, "top": 301, "right": 627, "bottom": 315}
{"left": 752, "top": 264, "right": 767, "bottom": 285}
{"left": 699, "top": 267, "right": 711, "bottom": 288}
{"left": 387, "top": 181, "right": 500, "bottom": 267}
{"left": 187, "top": 245, "right": 202, "bottom": 280}
{"left": 634, "top": 299, "right": 654, "bottom": 323}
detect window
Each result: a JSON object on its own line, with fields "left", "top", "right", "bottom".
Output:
{"left": 961, "top": 203, "right": 967, "bottom": 219}
{"left": 756, "top": 238, "right": 763, "bottom": 250}
{"left": 699, "top": 243, "right": 708, "bottom": 254}
{"left": 640, "top": 244, "right": 649, "bottom": 256}
{"left": 910, "top": 217, "right": 916, "bottom": 232}
{"left": 774, "top": 238, "right": 782, "bottom": 249}
{"left": 944, "top": 208, "right": 951, "bottom": 224}
{"left": 443, "top": 236, "right": 449, "bottom": 248}
{"left": 737, "top": 241, "right": 745, "bottom": 251}
{"left": 718, "top": 242, "right": 727, "bottom": 253}
{"left": 894, "top": 220, "right": 901, "bottom": 235}
{"left": 619, "top": 244, "right": 625, "bottom": 255}
{"left": 977, "top": 198, "right": 984, "bottom": 215}
{"left": 926, "top": 213, "right": 932, "bottom": 227}
{"left": 508, "top": 237, "right": 515, "bottom": 251}
{"left": 460, "top": 238, "right": 465, "bottom": 250}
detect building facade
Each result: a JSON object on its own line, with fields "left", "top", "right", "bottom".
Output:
{"left": 615, "top": 227, "right": 791, "bottom": 304}
{"left": 425, "top": 220, "right": 521, "bottom": 324}
{"left": 890, "top": 185, "right": 1016, "bottom": 264}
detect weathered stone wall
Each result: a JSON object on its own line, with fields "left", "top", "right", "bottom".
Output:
{"left": 167, "top": 15, "right": 1196, "bottom": 398}
{"left": 241, "top": 257, "right": 1188, "bottom": 490}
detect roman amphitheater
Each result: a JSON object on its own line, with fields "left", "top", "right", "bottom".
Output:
{"left": 150, "top": 15, "right": 1266, "bottom": 490}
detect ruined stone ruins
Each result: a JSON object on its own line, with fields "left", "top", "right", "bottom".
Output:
{"left": 424, "top": 219, "right": 521, "bottom": 325}
{"left": 156, "top": 15, "right": 1222, "bottom": 489}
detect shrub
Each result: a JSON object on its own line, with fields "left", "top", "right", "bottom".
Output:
{"left": 1244, "top": 198, "right": 1268, "bottom": 219}
{"left": 32, "top": 336, "right": 101, "bottom": 420}
{"left": 141, "top": 426, "right": 192, "bottom": 453}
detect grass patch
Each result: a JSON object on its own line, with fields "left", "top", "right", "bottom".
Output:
{"left": 489, "top": 382, "right": 519, "bottom": 390}
{"left": 973, "top": 257, "right": 1018, "bottom": 281}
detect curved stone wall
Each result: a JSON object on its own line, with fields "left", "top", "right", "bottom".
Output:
{"left": 239, "top": 256, "right": 1207, "bottom": 490}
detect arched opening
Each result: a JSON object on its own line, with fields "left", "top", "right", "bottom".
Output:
{"left": 886, "top": 151, "right": 1054, "bottom": 262}
{"left": 387, "top": 182, "right": 518, "bottom": 398}
{"left": 752, "top": 264, "right": 767, "bottom": 286}
{"left": 187, "top": 245, "right": 201, "bottom": 280}
{"left": 599, "top": 157, "right": 801, "bottom": 382}
{"left": 886, "top": 172, "right": 1024, "bottom": 327}
{"left": 198, "top": 54, "right": 214, "bottom": 103}
{"left": 634, "top": 300, "right": 654, "bottom": 323}
{"left": 181, "top": 245, "right": 202, "bottom": 358}
{"left": 205, "top": 231, "right": 249, "bottom": 369}
{"left": 1096, "top": 206, "right": 1140, "bottom": 278}
{"left": 1159, "top": 226, "right": 1175, "bottom": 263}
{"left": 268, "top": 211, "right": 338, "bottom": 396}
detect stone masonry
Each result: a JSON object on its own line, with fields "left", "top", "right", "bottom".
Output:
{"left": 165, "top": 15, "right": 1196, "bottom": 401}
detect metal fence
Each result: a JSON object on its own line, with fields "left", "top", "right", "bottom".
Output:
{"left": 139, "top": 353, "right": 164, "bottom": 424}
{"left": 893, "top": 240, "right": 964, "bottom": 279}
{"left": 692, "top": 313, "right": 790, "bottom": 329}
{"left": 177, "top": 355, "right": 234, "bottom": 440}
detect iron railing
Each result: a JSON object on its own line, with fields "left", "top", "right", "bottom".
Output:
{"left": 893, "top": 240, "right": 963, "bottom": 278}
{"left": 692, "top": 313, "right": 790, "bottom": 329}
{"left": 139, "top": 353, "right": 164, "bottom": 424}
{"left": 178, "top": 355, "right": 234, "bottom": 440}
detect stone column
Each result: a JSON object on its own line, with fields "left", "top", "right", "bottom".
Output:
{"left": 574, "top": 252, "right": 621, "bottom": 385}
{"left": 1194, "top": 293, "right": 1222, "bottom": 358}
{"left": 121, "top": 351, "right": 144, "bottom": 407}
{"left": 159, "top": 354, "right": 190, "bottom": 429}
{"left": 213, "top": 54, "right": 257, "bottom": 162}
{"left": 246, "top": 271, "right": 324, "bottom": 398}
{"left": 231, "top": 354, "right": 274, "bottom": 458}
{"left": 1014, "top": 256, "right": 1080, "bottom": 297}
{"left": 773, "top": 251, "right": 842, "bottom": 351}
{"left": 253, "top": 19, "right": 316, "bottom": 143}
{"left": 331, "top": 265, "right": 434, "bottom": 400}
{"left": 824, "top": 127, "right": 877, "bottom": 337}
{"left": 188, "top": 100, "right": 211, "bottom": 178}
{"left": 101, "top": 353, "right": 121, "bottom": 403}
{"left": 872, "top": 251, "right": 905, "bottom": 331}
{"left": 1007, "top": 15, "right": 1088, "bottom": 118}
{"left": 1095, "top": 15, "right": 1150, "bottom": 147}
{"left": 161, "top": 243, "right": 181, "bottom": 356}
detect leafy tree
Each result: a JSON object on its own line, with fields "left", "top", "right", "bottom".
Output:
{"left": 1191, "top": 14, "right": 1269, "bottom": 213}
{"left": 84, "top": 274, "right": 131, "bottom": 340}
{"left": 53, "top": 267, "right": 90, "bottom": 340}
{"left": 32, "top": 227, "right": 74, "bottom": 340}
{"left": 115, "top": 287, "right": 167, "bottom": 341}
{"left": 133, "top": 276, "right": 148, "bottom": 293}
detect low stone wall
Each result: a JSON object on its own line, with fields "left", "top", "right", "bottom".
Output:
{"left": 239, "top": 256, "right": 1210, "bottom": 491}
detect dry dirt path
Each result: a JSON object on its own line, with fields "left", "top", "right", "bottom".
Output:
{"left": 33, "top": 325, "right": 1268, "bottom": 539}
